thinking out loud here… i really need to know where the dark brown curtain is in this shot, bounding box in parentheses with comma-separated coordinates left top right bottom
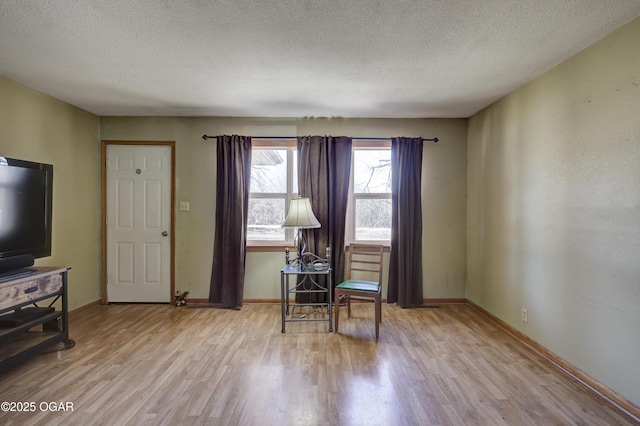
(209, 135, 252, 309)
(297, 135, 352, 302)
(388, 137, 424, 307)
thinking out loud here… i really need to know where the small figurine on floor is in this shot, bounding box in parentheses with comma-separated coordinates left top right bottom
(175, 290, 189, 306)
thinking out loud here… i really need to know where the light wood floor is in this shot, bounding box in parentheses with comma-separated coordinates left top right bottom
(0, 303, 636, 425)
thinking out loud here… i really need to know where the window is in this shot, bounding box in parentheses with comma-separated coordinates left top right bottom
(348, 143, 392, 243)
(248, 139, 392, 246)
(247, 140, 297, 243)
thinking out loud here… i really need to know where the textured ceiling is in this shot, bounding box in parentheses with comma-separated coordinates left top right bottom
(1, 1, 639, 118)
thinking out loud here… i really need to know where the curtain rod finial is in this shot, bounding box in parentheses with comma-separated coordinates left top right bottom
(202, 135, 209, 140)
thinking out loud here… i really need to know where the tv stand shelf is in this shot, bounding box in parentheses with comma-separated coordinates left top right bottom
(0, 267, 74, 373)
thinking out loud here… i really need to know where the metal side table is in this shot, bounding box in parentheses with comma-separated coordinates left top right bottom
(280, 247, 332, 333)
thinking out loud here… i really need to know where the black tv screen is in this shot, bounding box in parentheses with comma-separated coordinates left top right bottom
(0, 157, 53, 260)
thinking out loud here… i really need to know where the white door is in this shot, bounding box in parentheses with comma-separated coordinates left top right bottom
(106, 145, 172, 302)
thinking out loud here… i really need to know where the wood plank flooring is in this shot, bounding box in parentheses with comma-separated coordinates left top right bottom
(0, 303, 636, 425)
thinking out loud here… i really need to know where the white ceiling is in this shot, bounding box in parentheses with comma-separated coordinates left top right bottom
(1, 1, 639, 118)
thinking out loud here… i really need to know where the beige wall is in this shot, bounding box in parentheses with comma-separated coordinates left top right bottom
(100, 117, 468, 301)
(0, 76, 101, 309)
(467, 18, 640, 406)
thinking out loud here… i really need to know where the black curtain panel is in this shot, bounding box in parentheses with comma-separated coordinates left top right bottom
(297, 135, 352, 302)
(388, 137, 424, 307)
(209, 135, 252, 309)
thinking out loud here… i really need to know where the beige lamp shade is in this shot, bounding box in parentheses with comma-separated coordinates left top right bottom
(282, 198, 321, 229)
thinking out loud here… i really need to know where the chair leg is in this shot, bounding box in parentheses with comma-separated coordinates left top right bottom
(374, 296, 380, 339)
(334, 291, 340, 333)
(335, 290, 382, 339)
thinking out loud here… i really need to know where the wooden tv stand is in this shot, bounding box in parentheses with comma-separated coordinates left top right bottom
(0, 266, 75, 373)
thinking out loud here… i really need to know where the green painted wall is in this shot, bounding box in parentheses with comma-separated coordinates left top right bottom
(0, 76, 101, 309)
(467, 17, 640, 406)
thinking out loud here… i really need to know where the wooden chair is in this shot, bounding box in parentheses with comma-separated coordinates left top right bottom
(334, 244, 384, 339)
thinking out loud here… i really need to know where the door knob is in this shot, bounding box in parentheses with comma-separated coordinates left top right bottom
(161, 231, 168, 237)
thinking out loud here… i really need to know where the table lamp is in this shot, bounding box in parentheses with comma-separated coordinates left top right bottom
(281, 197, 321, 267)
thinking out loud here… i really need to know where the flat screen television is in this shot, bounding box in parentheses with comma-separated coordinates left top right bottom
(0, 157, 53, 273)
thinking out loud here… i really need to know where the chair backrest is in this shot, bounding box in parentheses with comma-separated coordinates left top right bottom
(346, 244, 384, 284)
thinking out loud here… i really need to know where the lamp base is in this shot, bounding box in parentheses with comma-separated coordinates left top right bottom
(293, 228, 307, 261)
(292, 229, 316, 270)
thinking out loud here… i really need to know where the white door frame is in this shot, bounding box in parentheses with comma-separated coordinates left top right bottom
(101, 140, 176, 304)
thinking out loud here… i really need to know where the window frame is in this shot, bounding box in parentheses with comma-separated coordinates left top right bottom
(247, 139, 297, 249)
(247, 138, 392, 251)
(346, 140, 392, 246)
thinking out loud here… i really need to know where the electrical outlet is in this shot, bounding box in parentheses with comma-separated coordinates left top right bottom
(522, 308, 528, 323)
(179, 201, 190, 212)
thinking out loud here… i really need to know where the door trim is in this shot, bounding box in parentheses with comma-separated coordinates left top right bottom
(101, 140, 176, 304)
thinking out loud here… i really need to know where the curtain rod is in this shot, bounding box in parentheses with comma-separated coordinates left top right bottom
(202, 135, 439, 143)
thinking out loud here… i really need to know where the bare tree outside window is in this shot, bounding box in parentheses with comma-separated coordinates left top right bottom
(250, 149, 286, 193)
(247, 147, 296, 241)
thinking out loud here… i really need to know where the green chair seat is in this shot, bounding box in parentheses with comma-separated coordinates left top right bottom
(336, 279, 380, 293)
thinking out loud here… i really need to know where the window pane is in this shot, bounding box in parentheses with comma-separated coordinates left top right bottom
(250, 149, 286, 193)
(355, 198, 391, 240)
(353, 150, 391, 194)
(247, 198, 285, 240)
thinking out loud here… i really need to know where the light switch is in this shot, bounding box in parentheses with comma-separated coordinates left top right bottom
(179, 201, 190, 212)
